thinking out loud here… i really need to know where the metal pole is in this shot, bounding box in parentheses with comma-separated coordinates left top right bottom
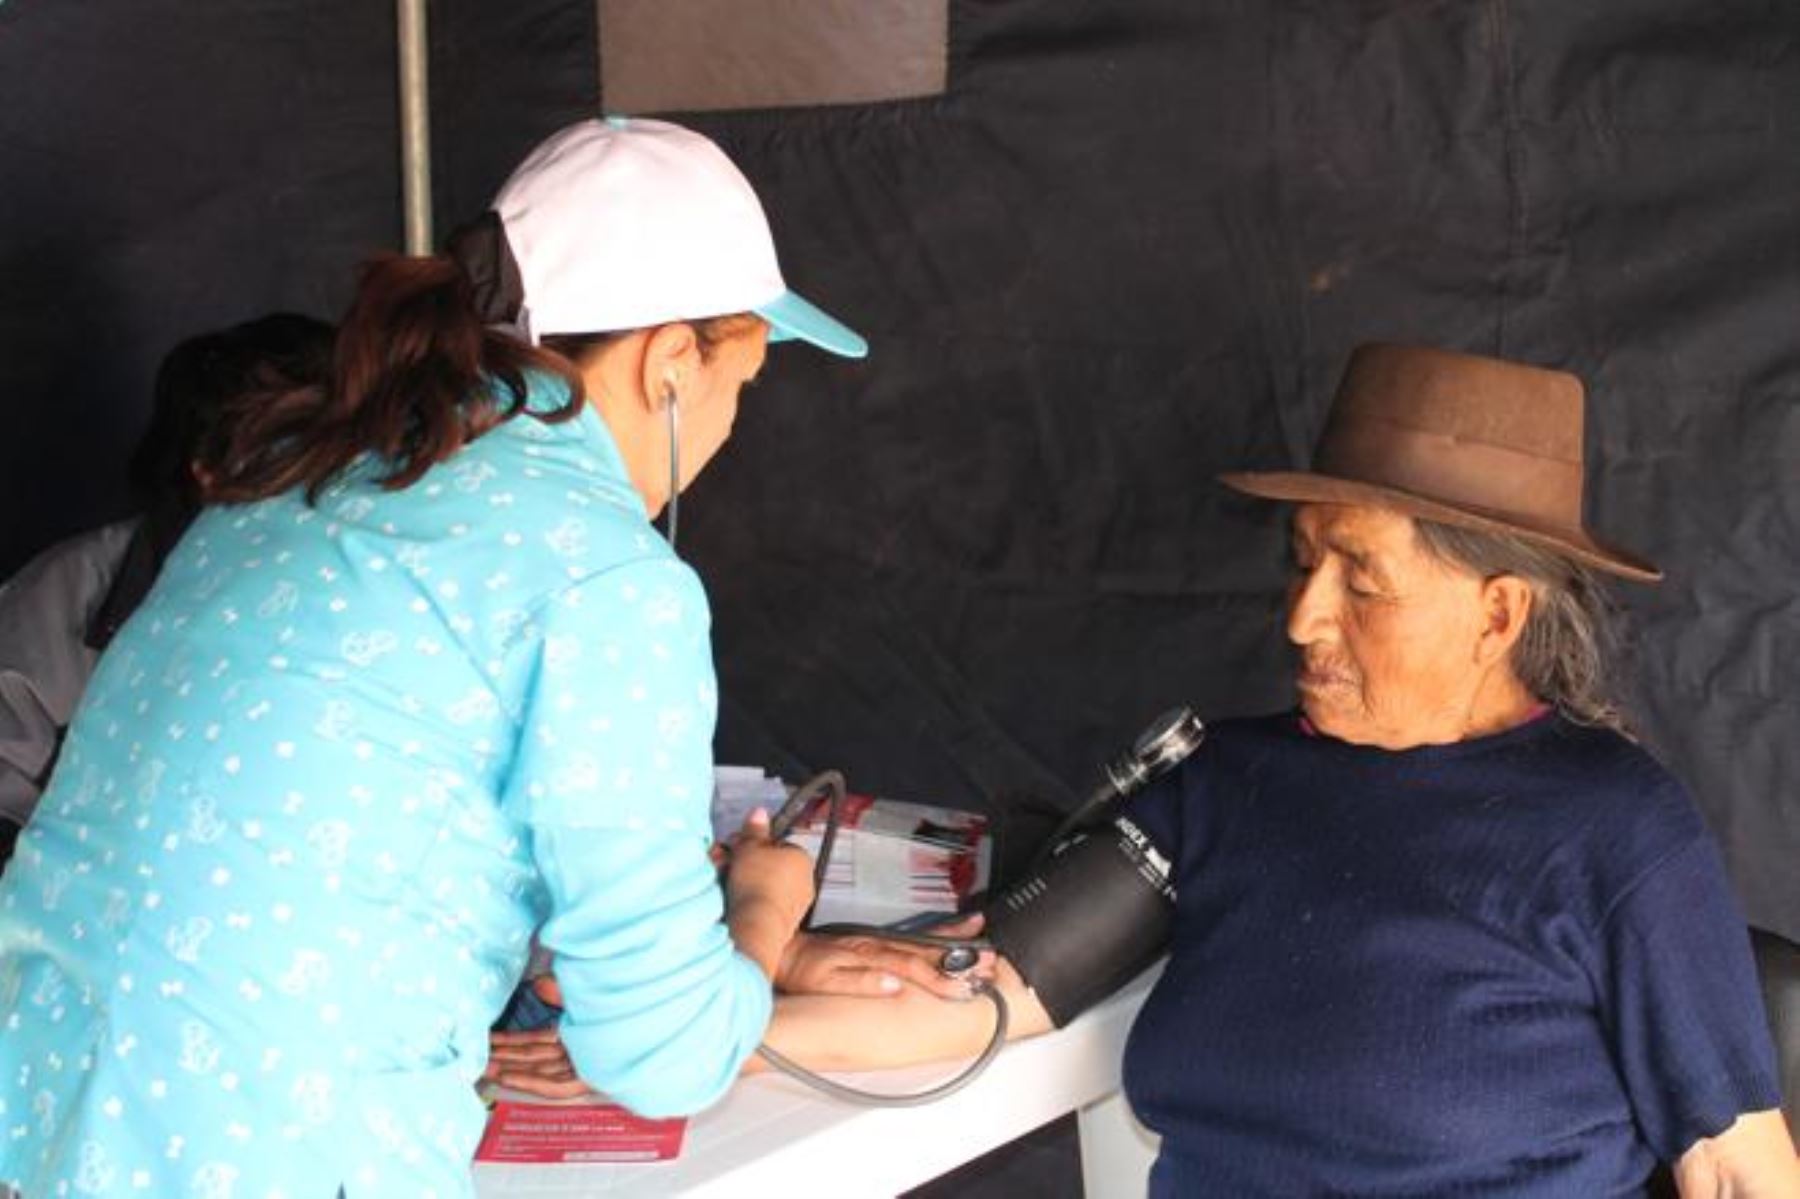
(397, 0, 433, 255)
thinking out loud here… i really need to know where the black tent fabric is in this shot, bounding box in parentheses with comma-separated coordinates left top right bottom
(2, 0, 1796, 950)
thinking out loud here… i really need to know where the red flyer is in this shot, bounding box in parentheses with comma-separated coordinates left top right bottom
(475, 1100, 687, 1164)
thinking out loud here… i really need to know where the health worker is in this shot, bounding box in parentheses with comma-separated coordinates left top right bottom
(0, 116, 861, 1198)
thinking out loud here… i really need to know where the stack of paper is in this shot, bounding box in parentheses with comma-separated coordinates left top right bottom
(711, 767, 990, 928)
(710, 765, 790, 839)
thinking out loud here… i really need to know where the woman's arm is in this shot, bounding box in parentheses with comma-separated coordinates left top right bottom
(1673, 1109, 1800, 1198)
(500, 561, 795, 1117)
(487, 956, 1056, 1097)
(751, 956, 1054, 1074)
(530, 824, 777, 1115)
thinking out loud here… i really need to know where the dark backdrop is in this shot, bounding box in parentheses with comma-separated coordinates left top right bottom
(2, 0, 1795, 942)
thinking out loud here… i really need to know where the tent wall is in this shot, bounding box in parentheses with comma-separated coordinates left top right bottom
(0, 1, 398, 556)
(1, 0, 1796, 941)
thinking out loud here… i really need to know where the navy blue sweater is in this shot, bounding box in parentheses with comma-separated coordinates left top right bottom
(1122, 713, 1779, 1197)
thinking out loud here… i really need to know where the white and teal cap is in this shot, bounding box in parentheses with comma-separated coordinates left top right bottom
(493, 116, 867, 357)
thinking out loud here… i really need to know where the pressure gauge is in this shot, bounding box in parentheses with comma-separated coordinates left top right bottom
(1103, 706, 1206, 797)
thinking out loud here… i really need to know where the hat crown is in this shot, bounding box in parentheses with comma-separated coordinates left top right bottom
(1310, 343, 1588, 533)
(1326, 343, 1585, 468)
(1219, 342, 1661, 581)
(493, 117, 787, 339)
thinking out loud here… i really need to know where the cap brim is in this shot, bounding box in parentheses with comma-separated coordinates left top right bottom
(1219, 470, 1664, 583)
(756, 291, 868, 359)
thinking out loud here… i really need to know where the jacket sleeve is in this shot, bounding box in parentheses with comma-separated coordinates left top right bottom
(530, 823, 771, 1116)
(499, 556, 770, 1115)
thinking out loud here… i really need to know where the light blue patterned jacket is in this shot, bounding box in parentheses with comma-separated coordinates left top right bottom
(0, 378, 770, 1198)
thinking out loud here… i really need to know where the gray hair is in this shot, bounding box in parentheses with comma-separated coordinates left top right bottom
(1410, 518, 1631, 736)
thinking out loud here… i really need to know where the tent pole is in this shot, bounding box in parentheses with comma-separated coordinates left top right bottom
(397, 0, 433, 255)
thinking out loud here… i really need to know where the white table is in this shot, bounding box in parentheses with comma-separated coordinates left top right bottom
(474, 965, 1164, 1198)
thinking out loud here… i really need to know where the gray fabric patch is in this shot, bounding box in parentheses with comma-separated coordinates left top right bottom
(598, 0, 948, 114)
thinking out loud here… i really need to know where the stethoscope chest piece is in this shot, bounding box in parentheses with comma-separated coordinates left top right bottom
(938, 945, 981, 977)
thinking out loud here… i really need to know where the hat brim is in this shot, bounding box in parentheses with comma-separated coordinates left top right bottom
(757, 291, 868, 359)
(1218, 470, 1663, 583)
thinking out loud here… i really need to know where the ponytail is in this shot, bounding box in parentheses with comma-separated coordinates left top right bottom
(206, 252, 583, 503)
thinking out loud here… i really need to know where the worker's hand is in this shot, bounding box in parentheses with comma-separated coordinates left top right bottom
(722, 808, 815, 935)
(775, 915, 993, 1001)
(483, 1027, 591, 1101)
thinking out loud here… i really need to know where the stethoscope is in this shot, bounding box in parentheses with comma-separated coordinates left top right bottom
(661, 389, 996, 1097)
(754, 770, 1007, 1105)
(662, 388, 681, 549)
(659, 370, 1206, 1103)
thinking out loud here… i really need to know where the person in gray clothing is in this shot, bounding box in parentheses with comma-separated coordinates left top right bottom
(0, 312, 333, 858)
(0, 519, 141, 836)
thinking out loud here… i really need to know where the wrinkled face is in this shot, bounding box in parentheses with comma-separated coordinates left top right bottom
(673, 321, 769, 493)
(1286, 504, 1492, 749)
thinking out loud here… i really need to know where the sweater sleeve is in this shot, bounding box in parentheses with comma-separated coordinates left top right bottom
(499, 556, 771, 1116)
(1597, 834, 1782, 1160)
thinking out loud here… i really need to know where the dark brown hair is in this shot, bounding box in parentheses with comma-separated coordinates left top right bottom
(205, 259, 766, 504)
(137, 311, 336, 507)
(539, 311, 765, 378)
(85, 312, 339, 653)
(204, 255, 584, 503)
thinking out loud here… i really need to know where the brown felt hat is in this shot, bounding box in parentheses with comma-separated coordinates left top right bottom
(1220, 343, 1661, 582)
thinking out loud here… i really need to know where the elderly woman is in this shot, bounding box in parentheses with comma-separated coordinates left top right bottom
(758, 345, 1798, 1196)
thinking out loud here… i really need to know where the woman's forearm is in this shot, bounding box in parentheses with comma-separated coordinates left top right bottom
(727, 895, 795, 982)
(752, 958, 1053, 1074)
(722, 809, 816, 982)
(1673, 1109, 1800, 1197)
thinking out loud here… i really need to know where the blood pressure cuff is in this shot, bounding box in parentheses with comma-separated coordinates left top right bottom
(983, 814, 1176, 1027)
